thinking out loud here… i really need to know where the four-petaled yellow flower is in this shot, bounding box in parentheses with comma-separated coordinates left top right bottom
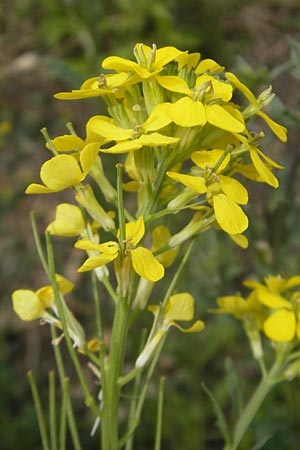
(87, 104, 177, 154)
(136, 292, 205, 368)
(167, 149, 249, 235)
(245, 275, 300, 342)
(75, 216, 165, 282)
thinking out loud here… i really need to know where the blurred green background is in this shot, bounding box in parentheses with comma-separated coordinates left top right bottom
(1, 0, 300, 449)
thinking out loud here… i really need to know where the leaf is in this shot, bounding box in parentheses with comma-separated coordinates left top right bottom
(202, 382, 231, 445)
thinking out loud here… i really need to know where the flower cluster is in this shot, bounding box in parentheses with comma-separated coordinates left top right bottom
(215, 275, 300, 344)
(12, 42, 286, 360)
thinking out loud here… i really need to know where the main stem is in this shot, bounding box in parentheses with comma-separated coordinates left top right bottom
(101, 296, 130, 450)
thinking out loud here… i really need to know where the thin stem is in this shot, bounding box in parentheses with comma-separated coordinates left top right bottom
(101, 276, 119, 304)
(59, 377, 69, 450)
(50, 326, 82, 450)
(154, 376, 165, 450)
(28, 371, 50, 450)
(46, 233, 101, 419)
(116, 163, 126, 242)
(92, 267, 104, 341)
(123, 329, 147, 450)
(49, 371, 58, 450)
(30, 211, 49, 277)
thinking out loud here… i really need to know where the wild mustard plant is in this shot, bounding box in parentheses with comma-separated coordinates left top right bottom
(12, 43, 287, 450)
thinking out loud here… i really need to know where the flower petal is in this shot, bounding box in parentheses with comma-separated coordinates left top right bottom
(12, 290, 45, 321)
(40, 154, 83, 191)
(249, 147, 279, 188)
(213, 193, 248, 234)
(263, 310, 295, 342)
(165, 292, 195, 322)
(47, 203, 86, 237)
(219, 175, 248, 204)
(167, 171, 207, 194)
(131, 247, 165, 282)
(125, 216, 145, 246)
(167, 97, 206, 127)
(205, 104, 245, 132)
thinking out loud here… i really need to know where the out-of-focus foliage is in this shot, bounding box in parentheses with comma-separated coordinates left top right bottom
(1, 0, 300, 449)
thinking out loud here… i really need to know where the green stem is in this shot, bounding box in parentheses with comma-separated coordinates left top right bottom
(30, 211, 49, 277)
(28, 371, 50, 450)
(46, 233, 101, 419)
(101, 296, 130, 450)
(116, 163, 126, 242)
(224, 361, 282, 450)
(51, 327, 83, 450)
(154, 376, 165, 450)
(59, 378, 69, 450)
(49, 371, 58, 450)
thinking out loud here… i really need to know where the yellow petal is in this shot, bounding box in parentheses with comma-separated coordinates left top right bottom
(88, 117, 133, 141)
(195, 58, 224, 75)
(137, 132, 179, 147)
(229, 233, 249, 249)
(225, 72, 258, 105)
(125, 216, 145, 246)
(205, 104, 245, 132)
(167, 171, 207, 194)
(256, 287, 291, 309)
(196, 75, 232, 102)
(80, 142, 100, 173)
(151, 225, 178, 268)
(219, 176, 248, 204)
(256, 111, 287, 142)
(171, 320, 205, 333)
(41, 154, 83, 191)
(213, 193, 248, 234)
(191, 149, 230, 172)
(47, 203, 86, 237)
(12, 289, 45, 321)
(285, 276, 300, 290)
(249, 148, 279, 188)
(25, 183, 54, 194)
(156, 75, 191, 95)
(167, 97, 206, 127)
(154, 46, 183, 69)
(165, 292, 195, 322)
(78, 254, 118, 272)
(131, 247, 165, 282)
(142, 103, 173, 131)
(102, 141, 142, 154)
(264, 310, 295, 342)
(216, 295, 249, 318)
(49, 135, 85, 151)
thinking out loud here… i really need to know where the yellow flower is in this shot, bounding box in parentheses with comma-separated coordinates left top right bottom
(47, 203, 100, 237)
(75, 216, 165, 282)
(167, 149, 249, 235)
(233, 132, 283, 188)
(54, 72, 130, 100)
(87, 104, 177, 154)
(151, 225, 179, 268)
(247, 275, 300, 342)
(12, 275, 74, 321)
(102, 43, 183, 80)
(157, 73, 245, 132)
(225, 72, 287, 142)
(135, 292, 204, 368)
(25, 143, 99, 194)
